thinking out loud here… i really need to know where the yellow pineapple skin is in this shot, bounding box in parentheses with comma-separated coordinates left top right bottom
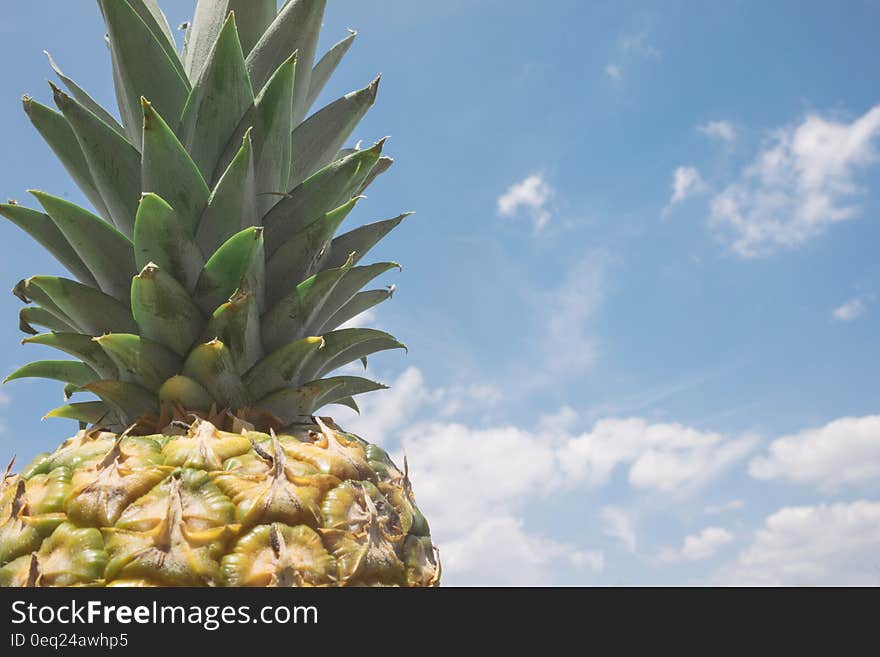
(0, 417, 439, 587)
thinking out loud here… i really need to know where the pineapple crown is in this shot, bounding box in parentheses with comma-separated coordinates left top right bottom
(0, 0, 408, 433)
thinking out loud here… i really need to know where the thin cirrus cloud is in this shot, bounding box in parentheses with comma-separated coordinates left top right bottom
(832, 297, 866, 321)
(606, 31, 660, 82)
(709, 104, 880, 257)
(497, 173, 554, 230)
(542, 256, 606, 377)
(601, 507, 638, 554)
(697, 120, 736, 143)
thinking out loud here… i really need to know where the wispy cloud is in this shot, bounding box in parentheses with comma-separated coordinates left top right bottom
(497, 173, 554, 230)
(697, 120, 736, 143)
(543, 256, 606, 376)
(605, 30, 659, 83)
(619, 32, 661, 58)
(670, 166, 708, 205)
(709, 105, 880, 257)
(601, 507, 638, 554)
(704, 499, 745, 515)
(832, 297, 867, 321)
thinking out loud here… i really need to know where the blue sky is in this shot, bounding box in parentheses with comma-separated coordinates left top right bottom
(1, 0, 880, 585)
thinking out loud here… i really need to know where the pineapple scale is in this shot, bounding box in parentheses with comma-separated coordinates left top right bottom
(0, 417, 438, 587)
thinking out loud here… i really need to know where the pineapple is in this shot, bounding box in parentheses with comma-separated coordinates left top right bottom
(0, 0, 439, 587)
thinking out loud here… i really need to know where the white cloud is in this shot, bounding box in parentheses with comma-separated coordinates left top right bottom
(605, 64, 622, 82)
(441, 515, 603, 586)
(0, 392, 9, 406)
(718, 500, 880, 585)
(749, 415, 880, 490)
(497, 174, 554, 230)
(832, 297, 866, 321)
(681, 527, 734, 560)
(559, 417, 757, 493)
(668, 165, 707, 206)
(709, 105, 880, 257)
(539, 406, 580, 434)
(601, 507, 637, 554)
(697, 120, 736, 143)
(337, 368, 756, 584)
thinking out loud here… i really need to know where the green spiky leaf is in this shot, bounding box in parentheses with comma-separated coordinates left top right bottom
(201, 287, 261, 373)
(299, 328, 405, 381)
(194, 226, 264, 314)
(16, 276, 137, 335)
(158, 374, 213, 411)
(22, 95, 112, 218)
(131, 263, 203, 356)
(309, 262, 399, 334)
(323, 212, 411, 270)
(311, 375, 387, 410)
(322, 288, 394, 334)
(44, 401, 114, 425)
(44, 51, 126, 138)
(265, 197, 359, 305)
(227, 0, 276, 56)
(261, 253, 355, 352)
(99, 0, 189, 145)
(196, 130, 257, 256)
(127, 0, 179, 67)
(51, 84, 141, 238)
(246, 0, 324, 122)
(141, 99, 211, 236)
(133, 193, 204, 291)
(356, 156, 393, 196)
(80, 379, 158, 419)
(251, 53, 296, 216)
(289, 77, 379, 187)
(180, 13, 254, 180)
(5, 361, 98, 387)
(183, 339, 248, 408)
(0, 203, 97, 287)
(306, 29, 356, 113)
(254, 378, 344, 424)
(23, 333, 118, 379)
(93, 333, 182, 392)
(263, 139, 385, 249)
(242, 335, 323, 399)
(30, 191, 135, 304)
(19, 307, 75, 335)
